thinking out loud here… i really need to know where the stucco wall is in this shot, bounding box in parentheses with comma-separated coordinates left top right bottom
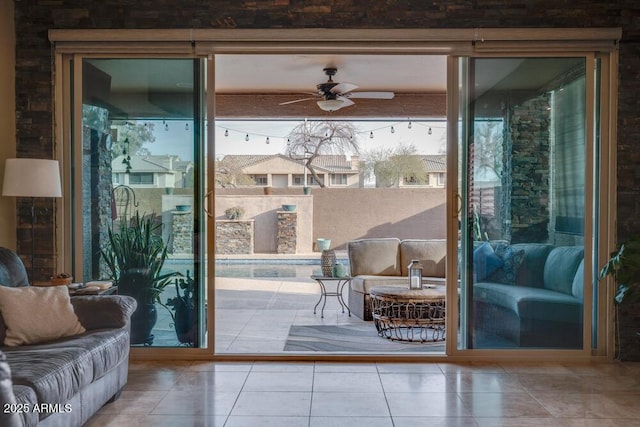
(0, 0, 15, 249)
(216, 187, 446, 251)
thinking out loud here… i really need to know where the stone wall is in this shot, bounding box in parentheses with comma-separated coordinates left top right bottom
(171, 210, 193, 254)
(508, 95, 551, 244)
(215, 220, 254, 255)
(276, 211, 297, 254)
(9, 1, 640, 278)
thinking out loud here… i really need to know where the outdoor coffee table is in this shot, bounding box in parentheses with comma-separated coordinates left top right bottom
(310, 275, 351, 318)
(369, 285, 446, 342)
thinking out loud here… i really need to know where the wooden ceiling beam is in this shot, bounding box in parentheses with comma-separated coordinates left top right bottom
(214, 92, 446, 119)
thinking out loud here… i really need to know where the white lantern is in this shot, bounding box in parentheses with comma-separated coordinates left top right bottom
(408, 259, 423, 290)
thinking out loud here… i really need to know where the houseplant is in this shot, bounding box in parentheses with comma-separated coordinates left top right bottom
(599, 238, 640, 360)
(101, 211, 176, 345)
(165, 270, 196, 345)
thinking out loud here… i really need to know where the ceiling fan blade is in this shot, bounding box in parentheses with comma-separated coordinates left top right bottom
(346, 91, 395, 99)
(336, 96, 355, 108)
(279, 97, 316, 106)
(331, 82, 359, 95)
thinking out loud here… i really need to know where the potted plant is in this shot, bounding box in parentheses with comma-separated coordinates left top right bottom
(101, 211, 176, 345)
(165, 270, 196, 345)
(225, 206, 244, 220)
(599, 238, 640, 360)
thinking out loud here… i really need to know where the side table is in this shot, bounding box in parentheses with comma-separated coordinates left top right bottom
(310, 275, 351, 318)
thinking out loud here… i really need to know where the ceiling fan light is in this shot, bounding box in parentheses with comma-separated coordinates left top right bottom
(317, 99, 344, 112)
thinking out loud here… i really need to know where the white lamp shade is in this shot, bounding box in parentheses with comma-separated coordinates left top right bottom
(317, 99, 345, 112)
(2, 158, 62, 198)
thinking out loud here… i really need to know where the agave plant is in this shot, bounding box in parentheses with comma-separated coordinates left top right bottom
(101, 211, 175, 304)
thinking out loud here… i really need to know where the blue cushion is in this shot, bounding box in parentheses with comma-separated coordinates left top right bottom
(486, 243, 525, 285)
(473, 242, 503, 281)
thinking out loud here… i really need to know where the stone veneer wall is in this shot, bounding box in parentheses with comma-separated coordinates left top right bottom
(171, 210, 193, 254)
(507, 95, 551, 244)
(10, 1, 640, 278)
(276, 211, 297, 254)
(215, 220, 254, 255)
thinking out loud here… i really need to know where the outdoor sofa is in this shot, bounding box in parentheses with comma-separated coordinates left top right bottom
(0, 247, 136, 427)
(472, 242, 584, 348)
(347, 238, 446, 320)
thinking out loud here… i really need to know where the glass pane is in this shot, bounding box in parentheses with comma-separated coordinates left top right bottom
(465, 58, 587, 349)
(77, 58, 205, 348)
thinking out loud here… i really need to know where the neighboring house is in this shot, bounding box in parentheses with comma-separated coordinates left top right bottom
(399, 154, 447, 188)
(112, 154, 193, 188)
(221, 154, 361, 188)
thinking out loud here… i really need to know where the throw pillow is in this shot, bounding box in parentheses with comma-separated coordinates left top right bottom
(0, 285, 85, 346)
(473, 242, 503, 281)
(486, 243, 525, 285)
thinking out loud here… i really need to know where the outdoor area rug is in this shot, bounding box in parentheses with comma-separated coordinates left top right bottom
(284, 324, 445, 353)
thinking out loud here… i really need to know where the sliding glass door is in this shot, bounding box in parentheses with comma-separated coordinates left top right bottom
(456, 56, 597, 351)
(72, 58, 207, 348)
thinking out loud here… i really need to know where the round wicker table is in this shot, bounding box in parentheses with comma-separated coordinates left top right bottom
(369, 286, 446, 342)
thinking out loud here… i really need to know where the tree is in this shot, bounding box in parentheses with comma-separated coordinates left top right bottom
(112, 121, 156, 160)
(285, 120, 359, 188)
(215, 157, 254, 188)
(361, 143, 426, 187)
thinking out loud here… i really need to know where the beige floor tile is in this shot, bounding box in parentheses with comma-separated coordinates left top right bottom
(458, 392, 552, 418)
(380, 372, 448, 393)
(310, 416, 394, 427)
(97, 390, 168, 415)
(84, 414, 148, 427)
(386, 392, 469, 417)
(225, 416, 309, 427)
(377, 362, 444, 374)
(125, 370, 185, 391)
(188, 361, 253, 372)
(314, 362, 379, 373)
(150, 390, 240, 416)
(243, 371, 314, 392)
(251, 362, 315, 373)
(313, 372, 384, 392)
(438, 363, 506, 374)
(231, 391, 312, 416)
(443, 372, 528, 393)
(393, 417, 479, 427)
(476, 418, 640, 427)
(138, 415, 227, 427)
(172, 371, 249, 392)
(311, 391, 390, 417)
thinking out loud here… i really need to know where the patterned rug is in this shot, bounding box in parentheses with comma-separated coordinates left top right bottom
(283, 324, 445, 353)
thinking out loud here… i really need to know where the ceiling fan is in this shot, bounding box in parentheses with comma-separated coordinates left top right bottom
(279, 67, 395, 112)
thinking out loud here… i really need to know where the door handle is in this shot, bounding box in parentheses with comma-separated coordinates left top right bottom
(203, 190, 213, 217)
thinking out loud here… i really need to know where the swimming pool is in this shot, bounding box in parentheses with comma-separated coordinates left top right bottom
(164, 258, 350, 278)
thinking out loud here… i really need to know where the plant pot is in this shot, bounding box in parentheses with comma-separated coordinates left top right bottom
(615, 303, 640, 361)
(317, 238, 331, 251)
(263, 186, 272, 195)
(175, 205, 191, 212)
(303, 186, 311, 195)
(281, 204, 296, 211)
(173, 300, 195, 345)
(130, 301, 157, 346)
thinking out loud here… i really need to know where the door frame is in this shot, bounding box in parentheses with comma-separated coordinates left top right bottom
(51, 28, 621, 361)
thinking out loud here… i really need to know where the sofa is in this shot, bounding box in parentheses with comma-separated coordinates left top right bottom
(472, 242, 584, 348)
(0, 247, 136, 427)
(347, 238, 446, 320)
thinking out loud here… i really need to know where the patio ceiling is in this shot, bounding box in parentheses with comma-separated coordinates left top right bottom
(86, 54, 580, 120)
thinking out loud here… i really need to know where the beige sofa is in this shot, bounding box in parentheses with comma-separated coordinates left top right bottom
(347, 238, 446, 320)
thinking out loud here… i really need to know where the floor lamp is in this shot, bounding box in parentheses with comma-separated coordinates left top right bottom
(2, 158, 62, 283)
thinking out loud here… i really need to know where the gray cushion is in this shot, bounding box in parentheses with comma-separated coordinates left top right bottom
(348, 238, 401, 276)
(0, 247, 29, 288)
(3, 328, 130, 415)
(474, 282, 583, 324)
(511, 243, 554, 288)
(399, 239, 446, 277)
(543, 246, 584, 295)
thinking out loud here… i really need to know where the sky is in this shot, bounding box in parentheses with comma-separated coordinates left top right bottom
(145, 119, 447, 161)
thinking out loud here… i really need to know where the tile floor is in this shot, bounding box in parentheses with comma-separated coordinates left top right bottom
(85, 360, 640, 426)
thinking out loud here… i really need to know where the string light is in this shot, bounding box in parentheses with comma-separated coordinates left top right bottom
(165, 123, 169, 131)
(185, 123, 189, 131)
(215, 120, 445, 146)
